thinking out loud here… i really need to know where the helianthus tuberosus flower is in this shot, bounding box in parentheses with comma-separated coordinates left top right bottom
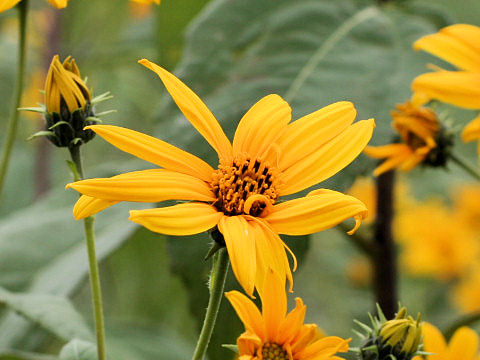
(130, 0, 160, 4)
(412, 24, 480, 152)
(0, 0, 67, 12)
(226, 270, 350, 360)
(66, 59, 374, 296)
(396, 198, 479, 281)
(364, 100, 450, 176)
(412, 322, 479, 360)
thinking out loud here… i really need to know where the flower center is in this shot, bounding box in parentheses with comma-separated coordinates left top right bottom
(261, 342, 289, 360)
(211, 154, 279, 217)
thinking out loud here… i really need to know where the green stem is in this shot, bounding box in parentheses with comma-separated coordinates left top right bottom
(68, 145, 106, 360)
(450, 152, 480, 181)
(444, 311, 480, 340)
(0, 0, 29, 199)
(191, 248, 229, 360)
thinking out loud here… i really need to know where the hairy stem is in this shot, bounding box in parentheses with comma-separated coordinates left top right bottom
(191, 248, 229, 360)
(68, 145, 106, 360)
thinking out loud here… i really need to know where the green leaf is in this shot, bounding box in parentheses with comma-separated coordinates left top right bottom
(26, 131, 56, 141)
(0, 287, 92, 342)
(58, 340, 96, 360)
(0, 349, 57, 360)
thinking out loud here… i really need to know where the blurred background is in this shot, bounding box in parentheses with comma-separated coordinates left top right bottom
(0, 0, 479, 359)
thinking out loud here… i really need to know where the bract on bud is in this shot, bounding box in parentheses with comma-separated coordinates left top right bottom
(354, 305, 424, 360)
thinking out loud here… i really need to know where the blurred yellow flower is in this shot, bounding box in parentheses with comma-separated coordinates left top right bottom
(453, 265, 480, 313)
(453, 183, 480, 228)
(364, 101, 439, 176)
(66, 59, 374, 296)
(226, 270, 350, 360)
(412, 24, 480, 152)
(413, 322, 479, 360)
(45, 55, 91, 115)
(0, 0, 67, 12)
(347, 177, 376, 224)
(396, 198, 479, 281)
(130, 0, 160, 4)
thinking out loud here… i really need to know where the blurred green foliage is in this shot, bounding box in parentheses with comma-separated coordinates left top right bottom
(0, 0, 479, 359)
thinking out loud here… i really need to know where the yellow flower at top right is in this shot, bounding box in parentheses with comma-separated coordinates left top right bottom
(412, 24, 480, 152)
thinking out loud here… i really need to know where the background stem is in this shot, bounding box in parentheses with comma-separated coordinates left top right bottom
(68, 145, 106, 360)
(191, 248, 229, 360)
(450, 152, 480, 181)
(373, 169, 397, 319)
(0, 0, 29, 199)
(444, 311, 480, 340)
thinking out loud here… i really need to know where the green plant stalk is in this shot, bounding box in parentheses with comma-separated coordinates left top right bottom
(450, 152, 480, 181)
(0, 0, 29, 199)
(191, 248, 229, 360)
(68, 145, 106, 360)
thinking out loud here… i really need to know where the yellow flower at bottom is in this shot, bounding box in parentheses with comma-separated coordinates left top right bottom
(412, 24, 480, 153)
(412, 322, 479, 360)
(226, 270, 350, 360)
(0, 0, 68, 12)
(66, 59, 374, 296)
(130, 0, 160, 4)
(364, 101, 439, 176)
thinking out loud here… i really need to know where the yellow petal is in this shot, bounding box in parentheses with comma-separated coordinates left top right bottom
(462, 113, 480, 142)
(139, 59, 233, 163)
(232, 94, 291, 161)
(0, 0, 21, 12)
(280, 119, 375, 195)
(364, 143, 411, 159)
(414, 25, 480, 72)
(237, 331, 262, 356)
(218, 216, 256, 297)
(297, 337, 349, 360)
(421, 322, 447, 354)
(66, 169, 215, 202)
(249, 218, 293, 294)
(73, 196, 118, 220)
(265, 190, 367, 236)
(277, 298, 306, 345)
(291, 324, 318, 354)
(447, 326, 479, 359)
(277, 101, 356, 170)
(47, 0, 68, 8)
(399, 150, 428, 172)
(129, 202, 222, 235)
(412, 71, 480, 110)
(85, 125, 214, 182)
(225, 291, 265, 340)
(259, 269, 287, 343)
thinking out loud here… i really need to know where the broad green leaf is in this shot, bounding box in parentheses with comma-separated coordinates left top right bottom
(58, 340, 96, 360)
(0, 349, 56, 360)
(0, 287, 92, 342)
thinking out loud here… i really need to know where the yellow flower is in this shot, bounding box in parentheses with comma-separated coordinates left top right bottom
(225, 270, 350, 360)
(45, 55, 91, 115)
(364, 101, 439, 176)
(66, 59, 374, 296)
(412, 24, 480, 152)
(0, 0, 67, 12)
(453, 183, 480, 228)
(396, 198, 479, 281)
(413, 322, 479, 360)
(129, 0, 160, 4)
(453, 265, 480, 313)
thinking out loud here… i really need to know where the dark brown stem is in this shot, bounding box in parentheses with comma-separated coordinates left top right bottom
(33, 9, 61, 199)
(373, 169, 397, 319)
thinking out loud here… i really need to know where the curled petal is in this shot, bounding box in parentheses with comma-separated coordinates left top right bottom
(225, 292, 265, 340)
(264, 190, 367, 236)
(73, 196, 118, 220)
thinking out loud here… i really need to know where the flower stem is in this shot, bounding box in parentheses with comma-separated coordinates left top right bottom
(68, 145, 106, 360)
(0, 0, 29, 199)
(373, 169, 397, 319)
(450, 152, 480, 181)
(444, 311, 480, 340)
(191, 248, 229, 360)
